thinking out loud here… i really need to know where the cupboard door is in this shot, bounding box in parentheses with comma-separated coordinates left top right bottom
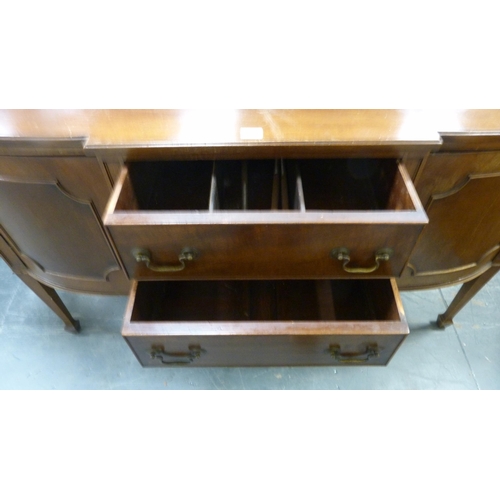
(0, 156, 129, 294)
(400, 151, 500, 288)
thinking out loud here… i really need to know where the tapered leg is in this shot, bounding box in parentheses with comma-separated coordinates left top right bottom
(436, 266, 500, 329)
(16, 273, 81, 332)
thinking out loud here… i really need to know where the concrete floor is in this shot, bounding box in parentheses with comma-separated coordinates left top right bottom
(1, 258, 499, 389)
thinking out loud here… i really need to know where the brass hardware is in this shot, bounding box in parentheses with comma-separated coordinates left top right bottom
(150, 345, 206, 365)
(326, 344, 379, 363)
(133, 248, 197, 273)
(331, 247, 393, 274)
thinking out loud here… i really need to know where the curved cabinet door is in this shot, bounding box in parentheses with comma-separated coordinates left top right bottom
(399, 151, 500, 289)
(0, 155, 129, 294)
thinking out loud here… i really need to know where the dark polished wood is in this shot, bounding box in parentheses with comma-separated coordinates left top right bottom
(437, 265, 500, 329)
(124, 279, 407, 367)
(0, 152, 130, 294)
(105, 160, 427, 280)
(1, 110, 500, 359)
(2, 109, 500, 146)
(1, 235, 80, 332)
(398, 150, 500, 290)
(16, 274, 81, 332)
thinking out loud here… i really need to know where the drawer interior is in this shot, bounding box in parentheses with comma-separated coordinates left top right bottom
(119, 161, 214, 211)
(287, 158, 412, 210)
(116, 158, 417, 213)
(130, 279, 401, 323)
(211, 160, 278, 210)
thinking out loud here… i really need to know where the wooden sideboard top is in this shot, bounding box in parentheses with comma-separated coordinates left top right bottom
(1, 110, 500, 149)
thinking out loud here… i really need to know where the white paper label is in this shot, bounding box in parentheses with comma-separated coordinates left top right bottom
(239, 127, 264, 140)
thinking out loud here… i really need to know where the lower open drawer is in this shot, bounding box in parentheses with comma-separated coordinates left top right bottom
(123, 279, 409, 367)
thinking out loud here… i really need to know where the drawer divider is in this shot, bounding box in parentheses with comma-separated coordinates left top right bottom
(280, 159, 289, 210)
(242, 160, 248, 210)
(271, 159, 280, 210)
(315, 280, 337, 320)
(294, 165, 306, 212)
(208, 161, 219, 211)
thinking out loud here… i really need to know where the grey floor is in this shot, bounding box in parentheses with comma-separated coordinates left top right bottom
(1, 258, 499, 389)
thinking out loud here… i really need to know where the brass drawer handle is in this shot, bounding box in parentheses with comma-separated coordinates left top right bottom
(331, 247, 393, 274)
(326, 344, 379, 363)
(150, 345, 206, 365)
(133, 248, 197, 273)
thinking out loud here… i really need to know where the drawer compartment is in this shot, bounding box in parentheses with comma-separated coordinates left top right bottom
(123, 279, 408, 367)
(104, 158, 427, 280)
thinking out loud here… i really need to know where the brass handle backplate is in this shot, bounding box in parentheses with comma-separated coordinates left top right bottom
(133, 248, 197, 273)
(150, 345, 206, 365)
(331, 247, 393, 274)
(326, 344, 379, 363)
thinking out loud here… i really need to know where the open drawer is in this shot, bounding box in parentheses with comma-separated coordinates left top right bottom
(104, 158, 428, 280)
(123, 278, 408, 367)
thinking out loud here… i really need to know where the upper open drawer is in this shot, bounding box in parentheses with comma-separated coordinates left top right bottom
(104, 158, 428, 280)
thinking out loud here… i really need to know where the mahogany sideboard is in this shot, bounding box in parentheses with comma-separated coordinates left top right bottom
(1, 110, 499, 367)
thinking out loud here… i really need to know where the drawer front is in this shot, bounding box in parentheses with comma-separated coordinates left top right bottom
(126, 334, 407, 367)
(109, 223, 423, 280)
(123, 279, 409, 367)
(105, 159, 427, 280)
